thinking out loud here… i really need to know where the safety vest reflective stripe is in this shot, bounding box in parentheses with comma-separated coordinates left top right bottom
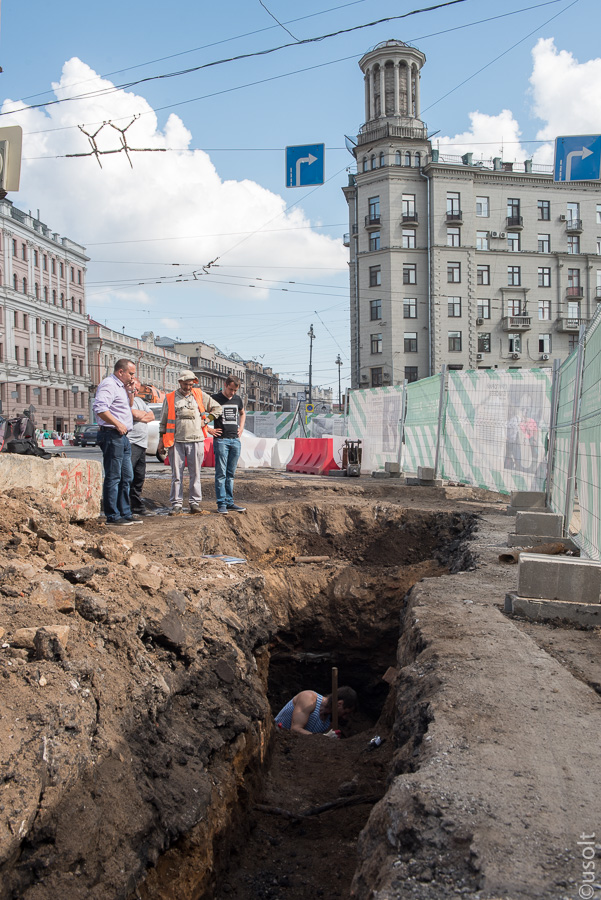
(162, 389, 207, 448)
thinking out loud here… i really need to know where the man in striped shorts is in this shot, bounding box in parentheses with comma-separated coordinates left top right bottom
(275, 687, 357, 735)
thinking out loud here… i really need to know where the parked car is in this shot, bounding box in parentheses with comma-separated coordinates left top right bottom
(73, 423, 91, 446)
(79, 425, 101, 447)
(146, 403, 163, 455)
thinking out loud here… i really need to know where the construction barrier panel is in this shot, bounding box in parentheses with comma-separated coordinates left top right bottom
(442, 369, 552, 494)
(347, 385, 403, 471)
(403, 375, 441, 474)
(286, 438, 341, 475)
(245, 411, 304, 439)
(307, 414, 347, 438)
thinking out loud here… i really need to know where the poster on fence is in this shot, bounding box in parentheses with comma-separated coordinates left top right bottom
(442, 370, 552, 494)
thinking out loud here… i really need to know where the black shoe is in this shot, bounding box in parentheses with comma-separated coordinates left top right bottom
(117, 517, 143, 526)
(217, 506, 228, 515)
(227, 504, 246, 512)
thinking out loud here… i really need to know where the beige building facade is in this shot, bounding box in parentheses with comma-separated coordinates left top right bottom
(0, 200, 90, 430)
(344, 40, 601, 388)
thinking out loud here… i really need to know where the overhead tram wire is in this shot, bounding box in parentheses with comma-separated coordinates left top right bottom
(0, 0, 473, 118)
(18, 1, 569, 137)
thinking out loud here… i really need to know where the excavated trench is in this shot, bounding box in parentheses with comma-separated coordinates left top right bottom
(134, 504, 478, 900)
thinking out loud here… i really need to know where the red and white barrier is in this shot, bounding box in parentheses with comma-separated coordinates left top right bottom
(286, 438, 341, 475)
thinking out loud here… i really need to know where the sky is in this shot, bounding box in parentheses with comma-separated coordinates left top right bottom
(2, 0, 601, 396)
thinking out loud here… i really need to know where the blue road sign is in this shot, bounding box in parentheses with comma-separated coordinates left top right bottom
(554, 134, 601, 182)
(286, 144, 325, 188)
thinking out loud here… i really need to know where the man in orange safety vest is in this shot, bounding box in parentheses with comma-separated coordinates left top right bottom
(158, 370, 222, 515)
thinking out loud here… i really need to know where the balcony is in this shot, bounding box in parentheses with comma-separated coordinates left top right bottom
(557, 316, 588, 334)
(557, 317, 586, 333)
(595, 286, 601, 300)
(401, 212, 418, 227)
(506, 215, 524, 230)
(502, 315, 531, 331)
(566, 285, 584, 300)
(343, 233, 350, 247)
(446, 210, 463, 225)
(566, 218, 583, 233)
(365, 215, 380, 230)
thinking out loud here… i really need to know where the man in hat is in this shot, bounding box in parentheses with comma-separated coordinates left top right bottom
(158, 371, 222, 515)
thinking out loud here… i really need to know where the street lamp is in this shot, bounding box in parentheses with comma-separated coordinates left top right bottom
(307, 324, 315, 405)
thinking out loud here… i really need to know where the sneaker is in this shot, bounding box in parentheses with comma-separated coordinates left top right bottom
(217, 506, 228, 515)
(132, 508, 154, 517)
(112, 518, 134, 527)
(189, 505, 203, 515)
(227, 504, 246, 512)
(169, 507, 183, 516)
(121, 517, 143, 526)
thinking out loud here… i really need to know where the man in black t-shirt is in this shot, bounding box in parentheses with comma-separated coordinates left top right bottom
(210, 375, 246, 514)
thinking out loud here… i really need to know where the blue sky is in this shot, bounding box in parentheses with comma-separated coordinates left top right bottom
(2, 0, 600, 393)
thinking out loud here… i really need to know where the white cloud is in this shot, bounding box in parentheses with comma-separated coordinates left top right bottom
(529, 38, 601, 164)
(435, 109, 527, 163)
(160, 318, 180, 331)
(2, 58, 347, 311)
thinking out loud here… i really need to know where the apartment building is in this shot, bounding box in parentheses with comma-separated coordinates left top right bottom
(343, 40, 601, 387)
(0, 200, 90, 430)
(88, 325, 189, 403)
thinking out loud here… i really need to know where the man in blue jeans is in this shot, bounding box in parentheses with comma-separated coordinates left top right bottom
(93, 358, 142, 527)
(210, 375, 246, 514)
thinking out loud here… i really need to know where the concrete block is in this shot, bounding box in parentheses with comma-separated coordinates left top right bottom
(506, 533, 577, 550)
(385, 462, 400, 475)
(371, 471, 390, 479)
(515, 511, 563, 538)
(505, 592, 601, 627)
(518, 553, 601, 604)
(418, 466, 435, 481)
(509, 491, 547, 510)
(0, 455, 101, 521)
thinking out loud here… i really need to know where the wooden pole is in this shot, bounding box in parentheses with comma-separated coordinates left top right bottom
(331, 667, 339, 731)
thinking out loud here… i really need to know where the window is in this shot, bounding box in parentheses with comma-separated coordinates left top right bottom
(53, 354, 58, 369)
(51, 259, 56, 275)
(402, 194, 416, 219)
(568, 300, 580, 320)
(478, 333, 491, 353)
(371, 367, 382, 387)
(508, 266, 521, 286)
(538, 300, 551, 320)
(405, 366, 418, 383)
(61, 326, 65, 340)
(21, 243, 27, 260)
(52, 289, 56, 304)
(538, 200, 550, 220)
(538, 234, 550, 253)
(362, 157, 368, 172)
(538, 267, 551, 287)
(12, 239, 16, 256)
(35, 282, 39, 299)
(447, 262, 461, 283)
(476, 196, 489, 217)
(370, 297, 382, 323)
(477, 298, 490, 319)
(79, 359, 84, 376)
(53, 323, 57, 338)
(447, 192, 460, 215)
(403, 263, 417, 284)
(508, 334, 521, 353)
(370, 333, 382, 354)
(403, 298, 417, 318)
(43, 255, 47, 271)
(404, 332, 417, 352)
(60, 262, 64, 278)
(34, 249, 39, 266)
(22, 278, 27, 294)
(44, 286, 48, 301)
(395, 151, 401, 166)
(414, 152, 421, 167)
(448, 331, 462, 352)
(13, 274, 17, 291)
(477, 265, 490, 285)
(370, 155, 376, 170)
(448, 296, 462, 317)
(23, 314, 28, 329)
(45, 353, 50, 368)
(597, 204, 601, 225)
(567, 202, 579, 223)
(369, 231, 380, 251)
(507, 198, 520, 218)
(568, 268, 581, 289)
(568, 234, 580, 254)
(78, 270, 82, 284)
(404, 151, 411, 166)
(368, 196, 380, 223)
(379, 152, 385, 168)
(23, 348, 28, 366)
(597, 238, 601, 255)
(14, 346, 19, 364)
(476, 232, 489, 251)
(36, 350, 41, 366)
(507, 232, 520, 251)
(402, 229, 416, 249)
(539, 334, 551, 354)
(447, 227, 460, 247)
(369, 266, 382, 287)
(507, 298, 522, 316)
(61, 356, 66, 371)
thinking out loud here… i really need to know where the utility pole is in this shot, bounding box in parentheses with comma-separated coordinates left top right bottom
(308, 324, 315, 404)
(335, 354, 342, 411)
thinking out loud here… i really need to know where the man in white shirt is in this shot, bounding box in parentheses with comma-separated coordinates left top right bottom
(129, 379, 155, 516)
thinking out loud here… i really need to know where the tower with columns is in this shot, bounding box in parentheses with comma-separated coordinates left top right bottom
(343, 39, 601, 389)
